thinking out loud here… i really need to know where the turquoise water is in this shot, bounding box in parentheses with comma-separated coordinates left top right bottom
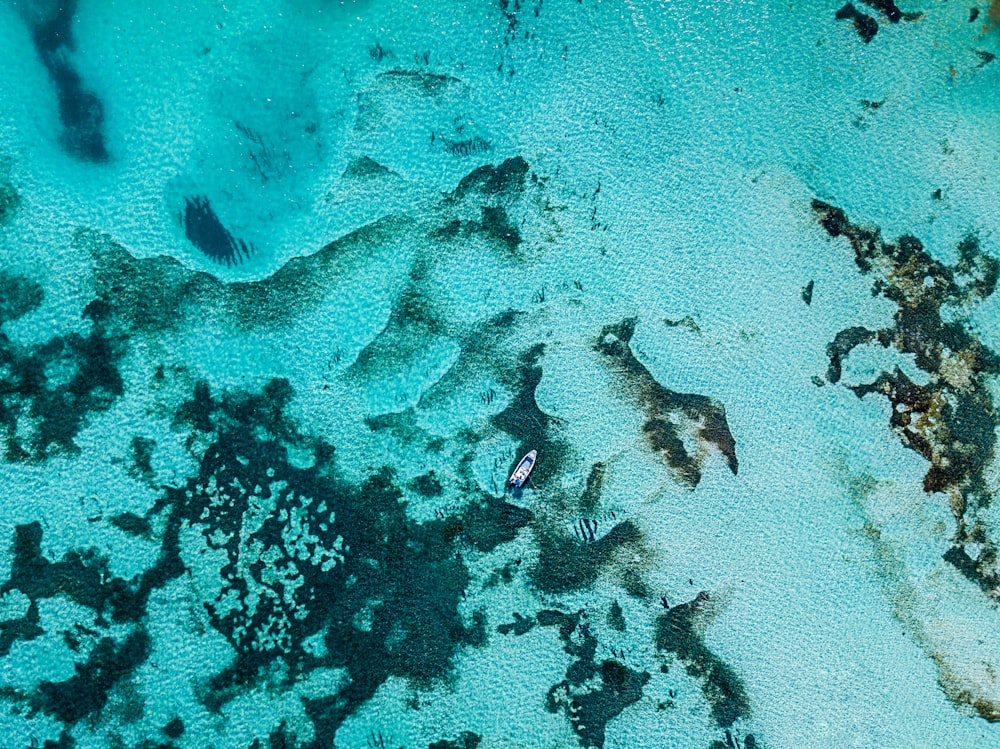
(1, 1, 999, 747)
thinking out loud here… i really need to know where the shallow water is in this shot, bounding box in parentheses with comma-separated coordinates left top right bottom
(1, 1, 999, 748)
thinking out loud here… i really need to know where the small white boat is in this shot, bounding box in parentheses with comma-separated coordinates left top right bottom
(507, 449, 537, 489)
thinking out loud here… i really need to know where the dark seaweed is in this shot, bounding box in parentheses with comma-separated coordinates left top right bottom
(154, 380, 498, 746)
(497, 612, 537, 636)
(975, 50, 996, 68)
(85, 215, 424, 334)
(343, 156, 394, 179)
(0, 271, 43, 326)
(41, 732, 76, 749)
(835, 3, 879, 42)
(860, 0, 901, 21)
(162, 718, 185, 739)
(860, 0, 922, 21)
(664, 315, 702, 334)
(0, 602, 43, 657)
(394, 267, 446, 331)
(368, 43, 392, 62)
(532, 520, 646, 595)
(2, 523, 130, 621)
(0, 370, 536, 744)
(436, 156, 532, 254)
(0, 303, 125, 461)
(27, 0, 109, 162)
(0, 174, 20, 226)
(500, 608, 648, 747)
(607, 600, 626, 632)
(580, 462, 606, 515)
(480, 205, 521, 250)
(130, 435, 156, 480)
(801, 280, 814, 306)
(110, 512, 153, 537)
(47, 60, 109, 162)
(451, 156, 529, 200)
(492, 343, 567, 483)
(434, 219, 463, 241)
(537, 609, 650, 748)
(381, 70, 461, 95)
(411, 471, 444, 496)
(81, 156, 528, 336)
(594, 318, 738, 486)
(655, 593, 750, 728)
(36, 631, 150, 723)
(462, 495, 533, 552)
(442, 136, 493, 157)
(180, 195, 255, 266)
(825, 326, 885, 383)
(428, 732, 481, 749)
(0, 521, 151, 726)
(943, 545, 1000, 596)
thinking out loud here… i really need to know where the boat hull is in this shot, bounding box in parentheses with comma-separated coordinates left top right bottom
(507, 449, 537, 489)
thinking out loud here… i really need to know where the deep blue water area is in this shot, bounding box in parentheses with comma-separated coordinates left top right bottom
(0, 1, 999, 748)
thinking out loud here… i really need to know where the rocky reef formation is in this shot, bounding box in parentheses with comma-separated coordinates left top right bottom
(814, 200, 998, 545)
(814, 199, 1000, 721)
